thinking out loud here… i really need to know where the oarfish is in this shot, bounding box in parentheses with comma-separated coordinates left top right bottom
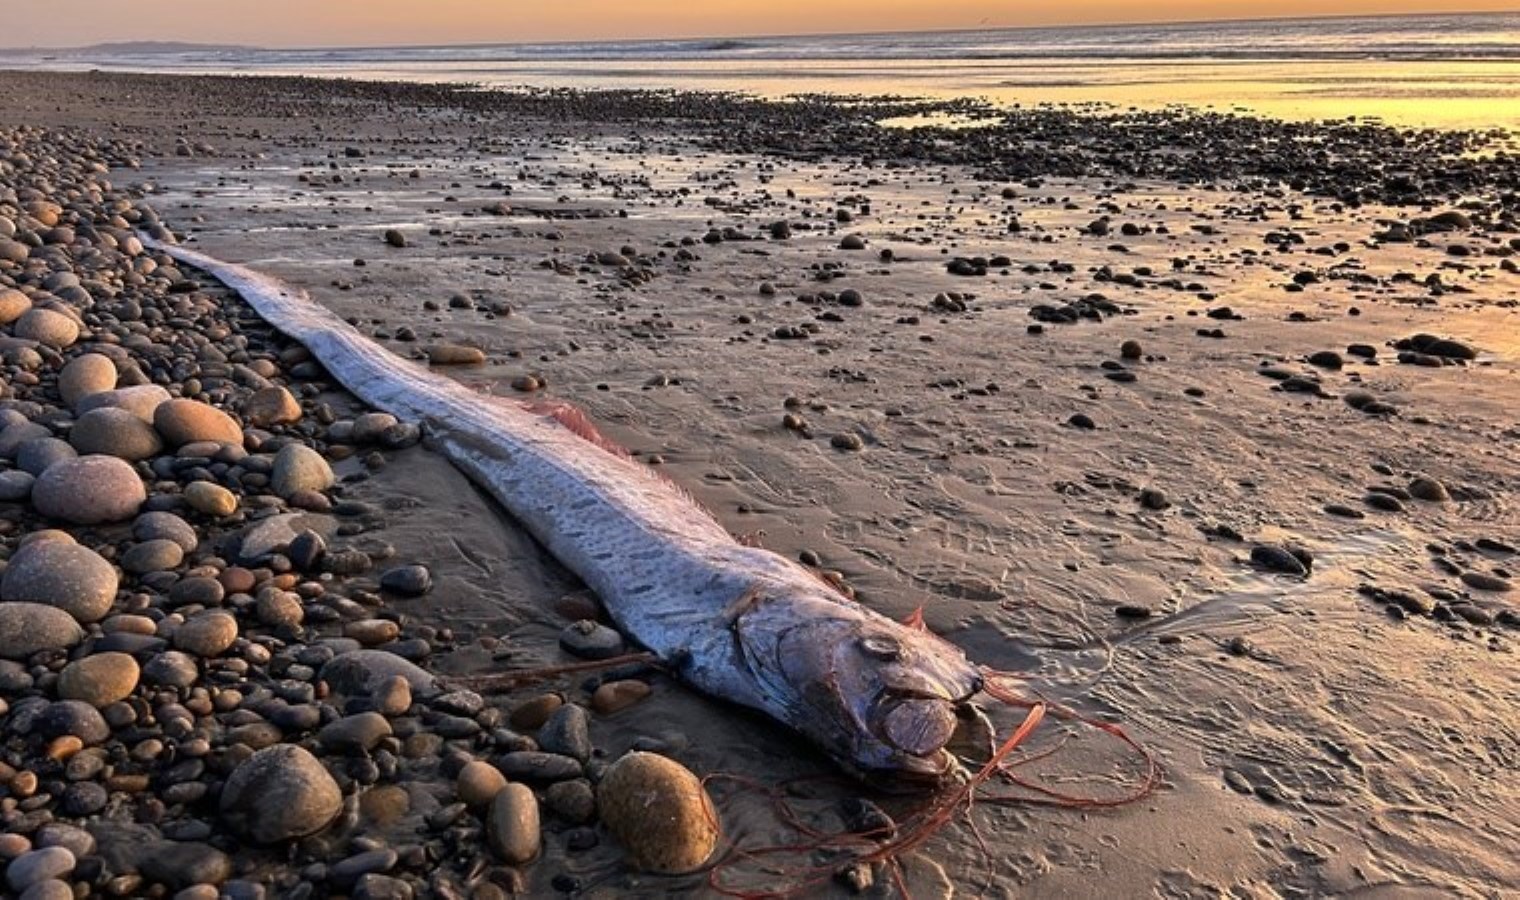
(146, 238, 984, 780)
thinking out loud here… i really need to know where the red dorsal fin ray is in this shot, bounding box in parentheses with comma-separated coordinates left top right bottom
(522, 397, 724, 526)
(527, 400, 635, 460)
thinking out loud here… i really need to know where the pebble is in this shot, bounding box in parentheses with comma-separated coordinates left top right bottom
(427, 344, 486, 365)
(378, 564, 432, 596)
(121, 538, 185, 574)
(172, 610, 239, 657)
(591, 679, 652, 714)
(1, 539, 119, 622)
(830, 432, 864, 451)
(35, 824, 93, 859)
(77, 384, 172, 422)
(345, 618, 400, 645)
(56, 653, 140, 707)
(559, 619, 626, 660)
(286, 529, 326, 570)
(21, 880, 74, 900)
(598, 752, 720, 873)
(354, 874, 412, 900)
(0, 469, 35, 500)
(486, 783, 540, 864)
(537, 703, 592, 762)
(183, 481, 238, 517)
(134, 511, 200, 553)
(240, 386, 302, 427)
(271, 443, 335, 498)
(318, 712, 393, 754)
(1324, 503, 1365, 519)
(1307, 350, 1343, 370)
(31, 454, 146, 524)
(510, 693, 564, 730)
(0, 834, 29, 859)
(58, 353, 118, 408)
(16, 437, 74, 476)
(154, 399, 244, 446)
(371, 674, 412, 715)
(350, 412, 400, 443)
(139, 841, 233, 890)
(219, 744, 343, 843)
(492, 751, 583, 782)
(1250, 545, 1309, 577)
(169, 575, 225, 607)
(0, 287, 31, 323)
(255, 590, 304, 627)
(70, 407, 165, 460)
(141, 651, 199, 689)
(14, 308, 80, 348)
(1460, 571, 1511, 593)
(0, 603, 85, 659)
(456, 760, 508, 807)
(329, 848, 398, 889)
(37, 700, 110, 745)
(1364, 492, 1405, 512)
(544, 779, 597, 824)
(0, 423, 51, 461)
(6, 847, 75, 893)
(1409, 477, 1449, 502)
(320, 649, 437, 696)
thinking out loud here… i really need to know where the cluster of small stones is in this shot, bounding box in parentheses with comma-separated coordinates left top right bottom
(0, 126, 717, 898)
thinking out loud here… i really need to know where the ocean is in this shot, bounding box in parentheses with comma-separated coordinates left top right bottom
(5, 12, 1519, 131)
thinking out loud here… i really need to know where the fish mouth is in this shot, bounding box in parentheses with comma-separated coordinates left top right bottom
(867, 693, 969, 781)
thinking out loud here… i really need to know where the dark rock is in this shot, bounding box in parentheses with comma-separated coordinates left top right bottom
(1250, 545, 1308, 577)
(139, 841, 233, 890)
(537, 704, 591, 762)
(379, 565, 432, 596)
(558, 620, 625, 661)
(492, 751, 583, 782)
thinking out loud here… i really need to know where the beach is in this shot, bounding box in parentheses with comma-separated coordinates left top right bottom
(0, 68, 1516, 897)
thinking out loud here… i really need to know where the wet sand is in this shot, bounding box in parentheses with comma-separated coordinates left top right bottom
(2, 71, 1517, 897)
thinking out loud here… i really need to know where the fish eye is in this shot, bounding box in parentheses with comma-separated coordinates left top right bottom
(858, 634, 902, 660)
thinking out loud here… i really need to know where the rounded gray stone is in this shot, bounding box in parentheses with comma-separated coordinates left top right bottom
(271, 444, 334, 498)
(1, 541, 119, 623)
(220, 744, 342, 844)
(15, 437, 75, 476)
(31, 455, 146, 525)
(120, 539, 185, 575)
(6, 847, 75, 892)
(319, 649, 437, 697)
(172, 610, 238, 657)
(0, 603, 84, 659)
(0, 469, 35, 500)
(132, 511, 199, 553)
(76, 384, 171, 423)
(69, 407, 164, 461)
(13, 308, 79, 348)
(59, 353, 118, 409)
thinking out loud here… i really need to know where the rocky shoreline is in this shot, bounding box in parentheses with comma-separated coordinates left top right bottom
(0, 70, 1517, 898)
(0, 122, 728, 898)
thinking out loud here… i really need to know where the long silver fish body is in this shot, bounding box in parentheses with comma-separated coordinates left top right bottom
(147, 238, 983, 779)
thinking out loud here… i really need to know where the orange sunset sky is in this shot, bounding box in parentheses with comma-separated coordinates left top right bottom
(5, 1, 1514, 47)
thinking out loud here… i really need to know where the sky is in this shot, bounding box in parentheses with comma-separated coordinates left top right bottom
(7, 1, 1514, 48)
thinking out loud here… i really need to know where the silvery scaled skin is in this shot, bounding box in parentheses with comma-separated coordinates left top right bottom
(149, 238, 983, 780)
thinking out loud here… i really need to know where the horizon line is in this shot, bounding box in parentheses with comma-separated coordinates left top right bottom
(2, 7, 1511, 54)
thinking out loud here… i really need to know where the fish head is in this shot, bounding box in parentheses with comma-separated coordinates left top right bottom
(759, 599, 983, 782)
